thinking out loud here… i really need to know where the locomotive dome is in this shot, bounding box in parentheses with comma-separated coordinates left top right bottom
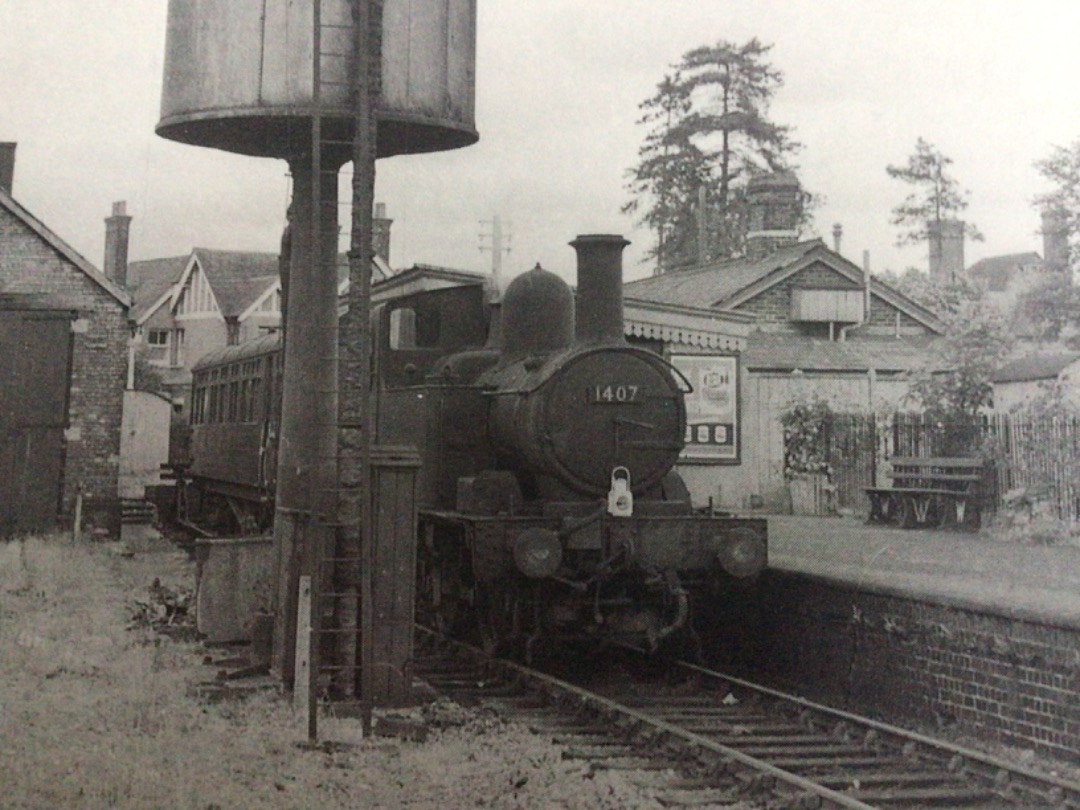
(500, 264, 574, 360)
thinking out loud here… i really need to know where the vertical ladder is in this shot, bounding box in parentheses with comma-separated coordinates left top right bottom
(291, 0, 356, 739)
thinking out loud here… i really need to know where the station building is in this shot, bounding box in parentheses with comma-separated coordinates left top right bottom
(626, 174, 946, 511)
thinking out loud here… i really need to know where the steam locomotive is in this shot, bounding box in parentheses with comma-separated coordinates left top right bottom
(177, 234, 767, 657)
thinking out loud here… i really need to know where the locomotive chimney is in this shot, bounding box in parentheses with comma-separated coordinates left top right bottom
(571, 234, 629, 345)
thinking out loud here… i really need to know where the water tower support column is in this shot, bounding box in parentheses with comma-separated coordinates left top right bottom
(271, 152, 342, 687)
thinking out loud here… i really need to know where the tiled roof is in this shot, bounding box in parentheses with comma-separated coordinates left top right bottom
(193, 250, 281, 317)
(744, 334, 943, 373)
(129, 249, 369, 323)
(127, 256, 188, 321)
(624, 240, 824, 308)
(992, 351, 1080, 383)
(623, 238, 944, 334)
(967, 252, 1043, 292)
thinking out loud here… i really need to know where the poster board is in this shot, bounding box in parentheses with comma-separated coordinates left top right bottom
(672, 354, 739, 463)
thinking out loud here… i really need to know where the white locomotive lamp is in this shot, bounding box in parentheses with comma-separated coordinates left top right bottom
(607, 466, 634, 517)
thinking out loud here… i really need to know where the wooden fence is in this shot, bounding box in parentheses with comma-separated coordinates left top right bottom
(811, 412, 1080, 523)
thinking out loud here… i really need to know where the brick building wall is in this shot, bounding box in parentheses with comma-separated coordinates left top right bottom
(0, 207, 128, 535)
(752, 572, 1079, 762)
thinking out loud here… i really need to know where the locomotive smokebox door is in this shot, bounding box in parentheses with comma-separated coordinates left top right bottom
(607, 466, 633, 517)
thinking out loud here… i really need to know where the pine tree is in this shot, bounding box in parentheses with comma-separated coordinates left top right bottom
(624, 38, 808, 271)
(1034, 138, 1080, 272)
(886, 138, 981, 246)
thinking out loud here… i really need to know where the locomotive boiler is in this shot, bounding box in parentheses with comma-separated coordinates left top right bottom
(376, 234, 767, 657)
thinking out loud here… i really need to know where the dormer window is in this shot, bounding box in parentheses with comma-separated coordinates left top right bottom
(790, 288, 864, 324)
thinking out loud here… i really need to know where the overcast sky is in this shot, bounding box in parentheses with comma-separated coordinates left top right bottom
(2, 1, 1079, 284)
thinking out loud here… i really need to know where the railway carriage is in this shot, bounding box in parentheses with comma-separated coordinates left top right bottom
(178, 333, 283, 533)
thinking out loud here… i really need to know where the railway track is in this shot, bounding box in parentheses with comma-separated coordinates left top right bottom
(414, 628, 1080, 809)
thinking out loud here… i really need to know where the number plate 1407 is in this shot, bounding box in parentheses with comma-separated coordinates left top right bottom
(587, 384, 640, 404)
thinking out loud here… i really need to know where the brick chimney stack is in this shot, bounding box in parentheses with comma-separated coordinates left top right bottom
(928, 219, 965, 284)
(372, 202, 393, 266)
(832, 223, 843, 254)
(104, 201, 132, 289)
(1041, 207, 1069, 272)
(745, 171, 801, 260)
(0, 142, 16, 194)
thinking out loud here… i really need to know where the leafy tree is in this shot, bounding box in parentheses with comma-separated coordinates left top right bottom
(875, 266, 982, 319)
(132, 346, 167, 395)
(1034, 138, 1080, 272)
(906, 299, 1009, 424)
(886, 138, 982, 247)
(1012, 272, 1080, 346)
(624, 38, 809, 269)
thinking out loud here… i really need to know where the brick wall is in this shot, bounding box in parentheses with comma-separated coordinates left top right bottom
(750, 571, 1079, 762)
(0, 208, 128, 535)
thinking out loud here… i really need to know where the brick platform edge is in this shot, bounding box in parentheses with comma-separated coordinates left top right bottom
(749, 570, 1079, 763)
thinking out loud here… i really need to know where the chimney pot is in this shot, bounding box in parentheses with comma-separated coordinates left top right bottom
(1041, 207, 1069, 271)
(832, 223, 843, 253)
(104, 201, 133, 289)
(0, 142, 16, 194)
(372, 202, 393, 266)
(928, 219, 965, 283)
(745, 171, 801, 260)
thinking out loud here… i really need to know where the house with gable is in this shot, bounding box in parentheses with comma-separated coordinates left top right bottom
(0, 143, 131, 536)
(123, 204, 397, 410)
(626, 173, 946, 511)
(965, 209, 1071, 321)
(129, 248, 391, 409)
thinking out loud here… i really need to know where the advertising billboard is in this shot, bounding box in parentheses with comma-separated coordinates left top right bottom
(672, 354, 739, 463)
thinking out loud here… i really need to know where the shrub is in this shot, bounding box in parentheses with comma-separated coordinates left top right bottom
(780, 396, 834, 479)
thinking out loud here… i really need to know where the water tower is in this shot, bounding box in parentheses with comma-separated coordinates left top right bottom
(157, 0, 478, 697)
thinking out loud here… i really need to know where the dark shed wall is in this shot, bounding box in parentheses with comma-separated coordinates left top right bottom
(0, 207, 128, 534)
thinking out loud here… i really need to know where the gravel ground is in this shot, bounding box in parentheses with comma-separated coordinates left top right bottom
(0, 534, 753, 810)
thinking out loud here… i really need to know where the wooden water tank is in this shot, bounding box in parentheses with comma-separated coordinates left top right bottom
(157, 0, 478, 159)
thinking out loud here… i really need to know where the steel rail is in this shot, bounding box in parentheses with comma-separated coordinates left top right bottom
(416, 627, 1078, 809)
(675, 659, 1080, 809)
(416, 628, 877, 809)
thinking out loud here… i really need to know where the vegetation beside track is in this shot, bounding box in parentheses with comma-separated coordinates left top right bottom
(0, 533, 665, 810)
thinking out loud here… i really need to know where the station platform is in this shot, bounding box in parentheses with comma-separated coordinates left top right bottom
(764, 515, 1080, 629)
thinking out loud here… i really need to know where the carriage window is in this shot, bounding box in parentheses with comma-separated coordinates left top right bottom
(389, 307, 417, 349)
(390, 304, 441, 349)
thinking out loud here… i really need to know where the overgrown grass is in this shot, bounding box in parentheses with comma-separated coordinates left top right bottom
(982, 511, 1080, 547)
(0, 536, 673, 809)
